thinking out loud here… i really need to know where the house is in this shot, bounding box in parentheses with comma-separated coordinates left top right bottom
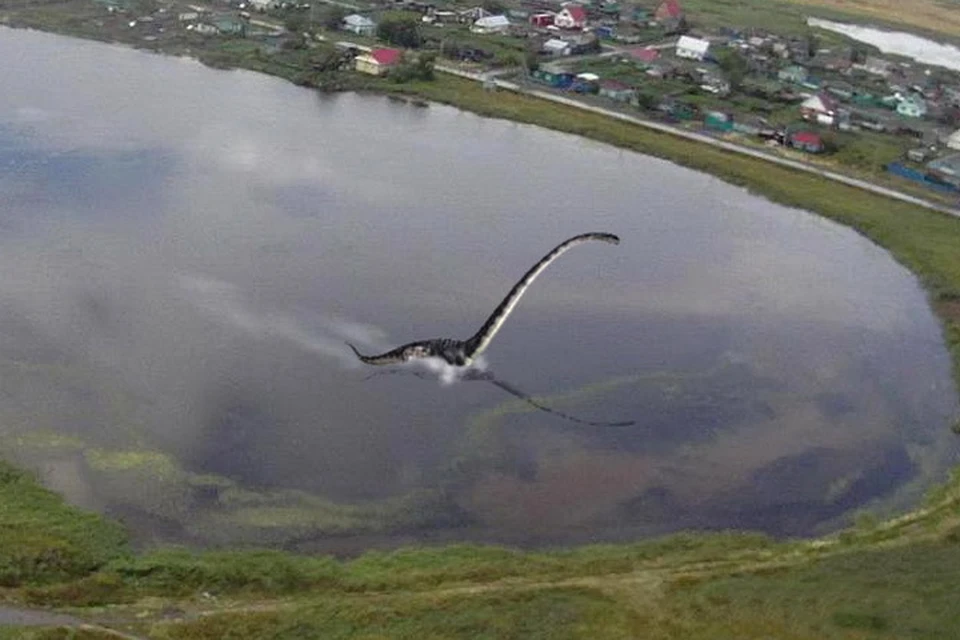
(825, 81, 854, 101)
(458, 7, 491, 21)
(342, 14, 376, 36)
(531, 65, 574, 87)
(859, 55, 895, 78)
(571, 72, 600, 93)
(625, 46, 660, 65)
(927, 152, 960, 187)
(653, 0, 685, 32)
(675, 35, 709, 61)
(629, 6, 650, 23)
(542, 38, 571, 55)
(700, 74, 730, 95)
(947, 128, 960, 151)
(777, 64, 807, 85)
(471, 14, 511, 34)
(554, 4, 587, 29)
(354, 48, 403, 76)
(800, 92, 839, 125)
(529, 12, 555, 27)
(789, 131, 824, 153)
(705, 111, 733, 131)
(247, 0, 279, 11)
(897, 94, 928, 118)
(595, 25, 615, 39)
(598, 78, 637, 102)
(190, 22, 219, 35)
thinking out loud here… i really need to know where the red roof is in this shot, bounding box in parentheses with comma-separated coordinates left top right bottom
(655, 0, 683, 19)
(370, 48, 402, 66)
(599, 78, 632, 91)
(563, 4, 587, 22)
(790, 131, 822, 145)
(626, 46, 660, 63)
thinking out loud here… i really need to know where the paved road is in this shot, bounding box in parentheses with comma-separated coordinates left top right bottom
(433, 65, 960, 220)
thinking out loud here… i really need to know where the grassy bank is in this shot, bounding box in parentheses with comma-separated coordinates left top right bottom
(1, 463, 958, 638)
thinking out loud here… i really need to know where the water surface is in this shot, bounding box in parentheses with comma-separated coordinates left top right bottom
(808, 17, 960, 71)
(0, 28, 957, 550)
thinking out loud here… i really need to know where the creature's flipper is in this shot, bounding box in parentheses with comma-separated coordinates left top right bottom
(463, 370, 635, 428)
(463, 232, 619, 361)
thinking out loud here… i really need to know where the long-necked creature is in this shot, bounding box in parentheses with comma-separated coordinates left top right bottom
(348, 232, 620, 367)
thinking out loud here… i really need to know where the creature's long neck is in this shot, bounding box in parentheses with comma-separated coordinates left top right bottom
(463, 233, 617, 359)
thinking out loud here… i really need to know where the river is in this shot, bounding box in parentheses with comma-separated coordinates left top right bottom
(0, 27, 957, 551)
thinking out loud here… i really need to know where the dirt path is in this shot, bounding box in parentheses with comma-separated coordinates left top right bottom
(0, 604, 148, 640)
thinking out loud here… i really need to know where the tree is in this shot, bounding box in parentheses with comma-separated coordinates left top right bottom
(376, 14, 422, 49)
(523, 49, 539, 73)
(284, 12, 309, 34)
(715, 47, 748, 90)
(389, 52, 436, 83)
(319, 5, 346, 31)
(805, 32, 819, 59)
(481, 0, 507, 13)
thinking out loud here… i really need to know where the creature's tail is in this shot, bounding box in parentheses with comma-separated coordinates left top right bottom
(347, 342, 407, 366)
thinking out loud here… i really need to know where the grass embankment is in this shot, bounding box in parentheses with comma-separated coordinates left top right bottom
(2, 462, 960, 638)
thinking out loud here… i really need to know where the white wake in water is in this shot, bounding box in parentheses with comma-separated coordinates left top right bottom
(178, 274, 487, 384)
(178, 274, 384, 369)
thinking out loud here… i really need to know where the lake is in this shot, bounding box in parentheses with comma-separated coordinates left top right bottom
(0, 27, 957, 551)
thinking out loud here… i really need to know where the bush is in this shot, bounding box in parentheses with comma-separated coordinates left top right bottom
(0, 462, 128, 586)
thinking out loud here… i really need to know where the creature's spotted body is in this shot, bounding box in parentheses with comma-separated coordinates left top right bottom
(348, 232, 620, 367)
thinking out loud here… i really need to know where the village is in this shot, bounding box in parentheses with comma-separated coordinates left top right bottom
(43, 0, 960, 198)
